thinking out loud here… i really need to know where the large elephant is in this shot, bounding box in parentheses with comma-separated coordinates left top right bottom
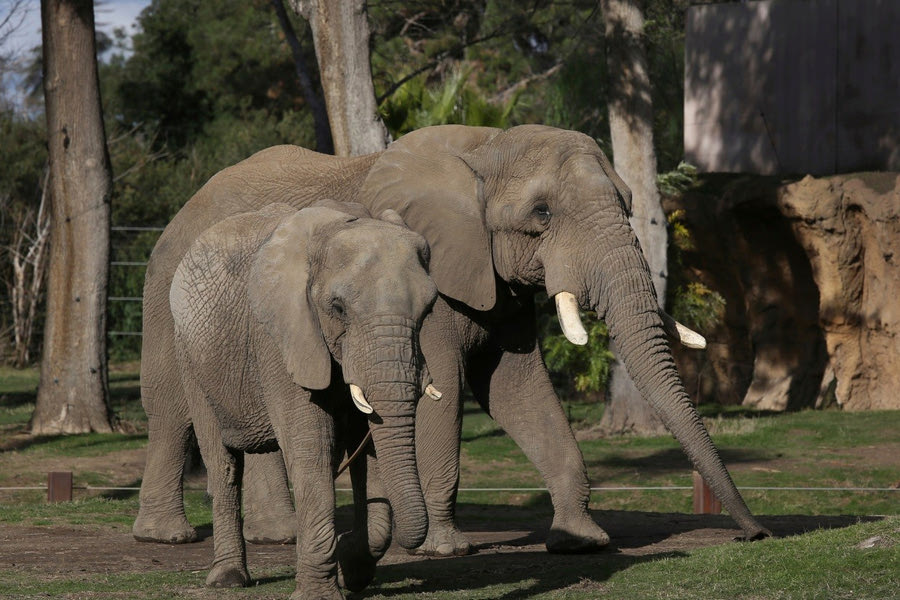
(170, 203, 438, 597)
(134, 124, 770, 556)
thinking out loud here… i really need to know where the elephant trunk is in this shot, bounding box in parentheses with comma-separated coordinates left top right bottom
(345, 316, 428, 550)
(589, 243, 769, 539)
(366, 380, 427, 549)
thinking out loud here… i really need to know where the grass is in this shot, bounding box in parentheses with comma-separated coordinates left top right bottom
(458, 401, 900, 515)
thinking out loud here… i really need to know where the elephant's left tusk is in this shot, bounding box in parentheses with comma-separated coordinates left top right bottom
(660, 311, 707, 349)
(425, 384, 443, 400)
(349, 384, 374, 414)
(555, 292, 588, 345)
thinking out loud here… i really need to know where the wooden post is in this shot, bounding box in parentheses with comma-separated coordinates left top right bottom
(692, 470, 721, 514)
(47, 471, 73, 502)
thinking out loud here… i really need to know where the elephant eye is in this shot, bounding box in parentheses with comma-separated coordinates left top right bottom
(330, 298, 346, 318)
(532, 203, 551, 225)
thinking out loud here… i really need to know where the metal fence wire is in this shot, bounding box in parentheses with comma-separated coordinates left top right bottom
(106, 225, 165, 338)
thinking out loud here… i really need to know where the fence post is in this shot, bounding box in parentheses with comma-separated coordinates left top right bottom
(47, 471, 73, 502)
(692, 470, 721, 514)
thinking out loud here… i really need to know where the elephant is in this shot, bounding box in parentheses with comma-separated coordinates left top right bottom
(133, 124, 770, 557)
(169, 202, 439, 597)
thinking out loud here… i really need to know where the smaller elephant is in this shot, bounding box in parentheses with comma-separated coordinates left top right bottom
(170, 203, 438, 599)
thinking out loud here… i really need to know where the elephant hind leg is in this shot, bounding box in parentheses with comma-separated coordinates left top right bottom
(132, 381, 197, 544)
(409, 311, 473, 557)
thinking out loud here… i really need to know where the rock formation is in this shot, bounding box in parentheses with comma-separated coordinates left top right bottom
(664, 172, 900, 411)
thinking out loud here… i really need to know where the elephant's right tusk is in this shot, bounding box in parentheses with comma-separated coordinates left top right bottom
(555, 292, 588, 345)
(349, 384, 374, 414)
(659, 311, 707, 349)
(425, 384, 443, 400)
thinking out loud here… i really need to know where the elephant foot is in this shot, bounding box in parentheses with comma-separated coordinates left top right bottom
(545, 514, 610, 554)
(206, 562, 250, 588)
(408, 521, 474, 557)
(336, 531, 377, 592)
(290, 582, 344, 600)
(132, 513, 198, 544)
(243, 514, 297, 545)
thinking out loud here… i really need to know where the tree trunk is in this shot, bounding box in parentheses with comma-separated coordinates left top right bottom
(290, 0, 390, 156)
(31, 0, 113, 434)
(600, 0, 667, 436)
(270, 0, 333, 154)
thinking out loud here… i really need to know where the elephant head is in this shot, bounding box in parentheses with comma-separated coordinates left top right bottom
(247, 205, 438, 549)
(360, 125, 768, 539)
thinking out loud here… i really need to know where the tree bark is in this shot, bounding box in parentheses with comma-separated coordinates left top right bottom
(600, 0, 667, 435)
(290, 0, 390, 156)
(270, 0, 333, 154)
(31, 0, 113, 434)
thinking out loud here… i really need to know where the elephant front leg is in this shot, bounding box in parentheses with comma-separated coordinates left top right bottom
(242, 450, 297, 544)
(190, 397, 250, 587)
(468, 343, 610, 553)
(282, 400, 343, 600)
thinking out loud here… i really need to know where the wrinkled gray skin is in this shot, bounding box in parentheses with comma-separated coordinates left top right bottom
(134, 125, 770, 558)
(170, 204, 436, 598)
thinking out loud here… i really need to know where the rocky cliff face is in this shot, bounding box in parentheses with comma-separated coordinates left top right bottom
(778, 173, 900, 410)
(664, 172, 900, 411)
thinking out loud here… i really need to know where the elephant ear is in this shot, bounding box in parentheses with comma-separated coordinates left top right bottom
(360, 125, 502, 312)
(596, 149, 633, 215)
(249, 206, 357, 390)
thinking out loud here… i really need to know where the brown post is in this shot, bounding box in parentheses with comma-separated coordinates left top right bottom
(692, 470, 722, 514)
(47, 471, 73, 502)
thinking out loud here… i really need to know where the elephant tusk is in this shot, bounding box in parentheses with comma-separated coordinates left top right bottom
(425, 384, 443, 400)
(554, 292, 588, 345)
(660, 311, 707, 349)
(349, 384, 374, 414)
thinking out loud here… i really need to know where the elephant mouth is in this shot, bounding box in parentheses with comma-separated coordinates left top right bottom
(552, 291, 707, 350)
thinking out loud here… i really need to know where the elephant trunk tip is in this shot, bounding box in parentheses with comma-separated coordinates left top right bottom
(395, 523, 428, 550)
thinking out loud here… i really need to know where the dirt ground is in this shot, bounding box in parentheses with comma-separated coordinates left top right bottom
(0, 511, 873, 589)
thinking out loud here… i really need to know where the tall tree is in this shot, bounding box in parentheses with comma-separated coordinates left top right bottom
(270, 0, 333, 154)
(31, 0, 114, 434)
(291, 0, 390, 156)
(599, 0, 667, 435)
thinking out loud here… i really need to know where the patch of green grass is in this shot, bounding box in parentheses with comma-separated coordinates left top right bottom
(458, 402, 900, 516)
(0, 364, 40, 396)
(11, 431, 147, 458)
(591, 517, 900, 600)
(0, 402, 34, 427)
(0, 491, 213, 530)
(0, 363, 145, 428)
(0, 496, 141, 527)
(0, 569, 207, 599)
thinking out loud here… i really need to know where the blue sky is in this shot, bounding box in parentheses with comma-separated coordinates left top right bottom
(3, 0, 151, 58)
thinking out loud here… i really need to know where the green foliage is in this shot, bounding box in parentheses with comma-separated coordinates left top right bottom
(381, 65, 520, 135)
(665, 201, 727, 334)
(670, 282, 726, 333)
(1, 0, 713, 365)
(657, 161, 698, 197)
(542, 313, 615, 394)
